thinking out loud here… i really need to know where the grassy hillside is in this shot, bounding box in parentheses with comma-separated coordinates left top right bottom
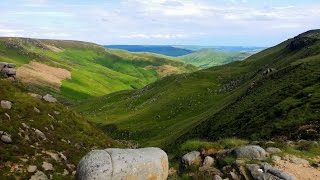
(105, 45, 193, 56)
(0, 79, 120, 179)
(178, 49, 251, 68)
(76, 30, 320, 149)
(0, 38, 196, 103)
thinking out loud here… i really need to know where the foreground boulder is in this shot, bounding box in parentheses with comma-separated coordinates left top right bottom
(76, 147, 168, 180)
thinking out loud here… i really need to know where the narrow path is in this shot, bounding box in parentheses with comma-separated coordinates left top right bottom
(275, 160, 320, 180)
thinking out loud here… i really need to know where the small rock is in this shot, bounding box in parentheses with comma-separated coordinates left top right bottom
(53, 111, 60, 115)
(213, 175, 223, 180)
(35, 129, 47, 140)
(62, 169, 69, 176)
(266, 147, 282, 154)
(34, 107, 41, 113)
(283, 155, 309, 165)
(182, 151, 202, 166)
(30, 171, 48, 180)
(50, 125, 54, 130)
(43, 151, 60, 162)
(42, 162, 54, 171)
(29, 93, 43, 99)
(202, 156, 215, 167)
(272, 155, 282, 162)
(1, 100, 12, 110)
(4, 113, 10, 120)
(43, 94, 57, 103)
(27, 165, 37, 173)
(59, 152, 67, 161)
(0, 132, 12, 144)
(22, 123, 30, 129)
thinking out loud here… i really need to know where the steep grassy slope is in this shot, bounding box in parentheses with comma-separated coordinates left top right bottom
(178, 49, 251, 68)
(0, 79, 120, 179)
(105, 45, 193, 56)
(76, 30, 320, 149)
(0, 38, 196, 102)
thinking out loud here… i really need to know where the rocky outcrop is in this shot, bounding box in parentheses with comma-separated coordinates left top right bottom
(76, 147, 168, 180)
(0, 62, 16, 80)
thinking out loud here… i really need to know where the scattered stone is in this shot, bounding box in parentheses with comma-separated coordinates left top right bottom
(4, 113, 10, 120)
(59, 152, 67, 161)
(283, 155, 309, 165)
(29, 93, 43, 99)
(202, 156, 215, 167)
(42, 162, 54, 171)
(0, 132, 12, 144)
(30, 171, 48, 180)
(1, 100, 12, 110)
(27, 165, 37, 173)
(43, 151, 60, 162)
(182, 151, 203, 166)
(35, 129, 47, 140)
(34, 107, 41, 113)
(261, 162, 294, 180)
(272, 155, 282, 162)
(266, 147, 282, 154)
(43, 94, 57, 103)
(50, 125, 54, 130)
(199, 166, 223, 177)
(213, 175, 223, 180)
(76, 147, 168, 180)
(63, 169, 69, 176)
(21, 123, 30, 129)
(53, 111, 60, 115)
(232, 145, 267, 159)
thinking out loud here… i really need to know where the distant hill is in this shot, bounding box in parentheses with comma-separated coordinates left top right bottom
(105, 45, 194, 56)
(77, 30, 320, 149)
(0, 38, 196, 102)
(174, 45, 266, 53)
(178, 49, 251, 68)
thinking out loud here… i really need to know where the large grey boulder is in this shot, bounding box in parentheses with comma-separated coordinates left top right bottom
(1, 100, 12, 110)
(232, 145, 267, 159)
(182, 151, 202, 166)
(76, 147, 168, 180)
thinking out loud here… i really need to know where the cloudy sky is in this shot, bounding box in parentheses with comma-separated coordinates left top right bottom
(0, 0, 319, 46)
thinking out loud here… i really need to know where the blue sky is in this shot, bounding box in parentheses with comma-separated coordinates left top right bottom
(0, 0, 319, 46)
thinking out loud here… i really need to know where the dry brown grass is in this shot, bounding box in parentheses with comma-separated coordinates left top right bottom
(17, 61, 71, 89)
(144, 65, 179, 76)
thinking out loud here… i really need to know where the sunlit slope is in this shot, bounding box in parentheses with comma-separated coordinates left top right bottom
(76, 30, 320, 149)
(0, 38, 196, 102)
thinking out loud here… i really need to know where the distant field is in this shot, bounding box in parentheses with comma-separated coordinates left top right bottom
(178, 49, 251, 68)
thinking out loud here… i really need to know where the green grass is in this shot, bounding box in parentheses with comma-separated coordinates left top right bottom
(76, 30, 320, 150)
(178, 49, 251, 68)
(0, 79, 121, 179)
(0, 37, 196, 103)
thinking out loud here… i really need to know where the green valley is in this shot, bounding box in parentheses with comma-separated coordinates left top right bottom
(76, 30, 320, 150)
(0, 38, 196, 103)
